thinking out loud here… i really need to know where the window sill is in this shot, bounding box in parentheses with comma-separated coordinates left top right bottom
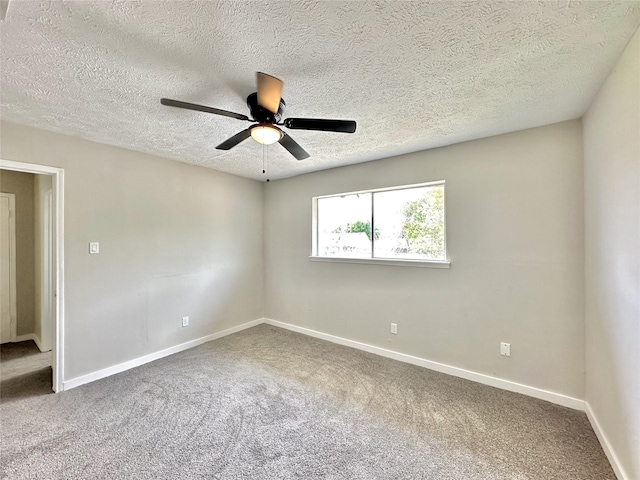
(308, 256, 450, 268)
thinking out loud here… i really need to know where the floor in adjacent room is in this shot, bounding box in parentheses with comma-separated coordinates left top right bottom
(0, 340, 52, 404)
(0, 325, 614, 479)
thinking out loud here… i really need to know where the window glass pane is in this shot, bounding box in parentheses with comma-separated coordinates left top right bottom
(373, 185, 445, 261)
(317, 193, 372, 258)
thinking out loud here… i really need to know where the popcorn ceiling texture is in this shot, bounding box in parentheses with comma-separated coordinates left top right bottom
(1, 1, 639, 180)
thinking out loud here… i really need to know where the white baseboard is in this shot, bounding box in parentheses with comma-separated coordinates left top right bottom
(586, 402, 628, 480)
(62, 316, 586, 411)
(63, 318, 264, 391)
(14, 333, 46, 352)
(61, 317, 625, 475)
(264, 318, 585, 411)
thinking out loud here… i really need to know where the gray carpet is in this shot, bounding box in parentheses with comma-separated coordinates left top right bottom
(0, 340, 52, 404)
(0, 324, 614, 479)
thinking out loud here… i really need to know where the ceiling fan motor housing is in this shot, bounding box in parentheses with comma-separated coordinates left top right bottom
(247, 92, 285, 123)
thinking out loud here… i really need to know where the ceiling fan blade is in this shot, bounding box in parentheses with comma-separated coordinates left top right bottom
(284, 118, 356, 133)
(256, 72, 283, 114)
(216, 129, 252, 150)
(278, 132, 310, 160)
(161, 98, 249, 121)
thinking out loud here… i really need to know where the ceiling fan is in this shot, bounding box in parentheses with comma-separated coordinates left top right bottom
(160, 72, 357, 161)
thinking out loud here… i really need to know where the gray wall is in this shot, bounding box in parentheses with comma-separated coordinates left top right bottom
(264, 120, 585, 399)
(0, 122, 264, 381)
(0, 169, 35, 336)
(584, 27, 640, 479)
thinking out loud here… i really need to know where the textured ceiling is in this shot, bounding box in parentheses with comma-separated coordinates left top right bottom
(1, 1, 639, 181)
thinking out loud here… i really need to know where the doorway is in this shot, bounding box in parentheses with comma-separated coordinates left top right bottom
(0, 160, 64, 393)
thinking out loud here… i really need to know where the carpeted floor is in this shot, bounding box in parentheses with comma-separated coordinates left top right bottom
(0, 340, 52, 404)
(0, 324, 614, 479)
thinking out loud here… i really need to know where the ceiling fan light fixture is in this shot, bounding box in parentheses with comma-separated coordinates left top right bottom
(251, 124, 282, 145)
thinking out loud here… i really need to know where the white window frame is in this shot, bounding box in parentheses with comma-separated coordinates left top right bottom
(310, 181, 450, 268)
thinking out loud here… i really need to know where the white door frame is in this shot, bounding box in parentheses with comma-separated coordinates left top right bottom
(0, 192, 17, 343)
(0, 160, 65, 393)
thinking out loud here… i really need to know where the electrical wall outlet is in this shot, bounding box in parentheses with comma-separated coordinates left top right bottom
(390, 323, 398, 334)
(89, 242, 99, 254)
(182, 316, 189, 327)
(500, 342, 511, 356)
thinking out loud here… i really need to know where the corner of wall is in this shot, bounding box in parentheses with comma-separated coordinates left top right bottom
(582, 25, 640, 480)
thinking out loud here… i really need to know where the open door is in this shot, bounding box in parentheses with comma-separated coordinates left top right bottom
(39, 186, 54, 351)
(0, 193, 16, 344)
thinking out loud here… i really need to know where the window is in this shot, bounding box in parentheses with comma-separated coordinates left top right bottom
(312, 182, 447, 265)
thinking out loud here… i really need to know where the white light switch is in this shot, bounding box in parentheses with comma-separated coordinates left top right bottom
(89, 242, 99, 254)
